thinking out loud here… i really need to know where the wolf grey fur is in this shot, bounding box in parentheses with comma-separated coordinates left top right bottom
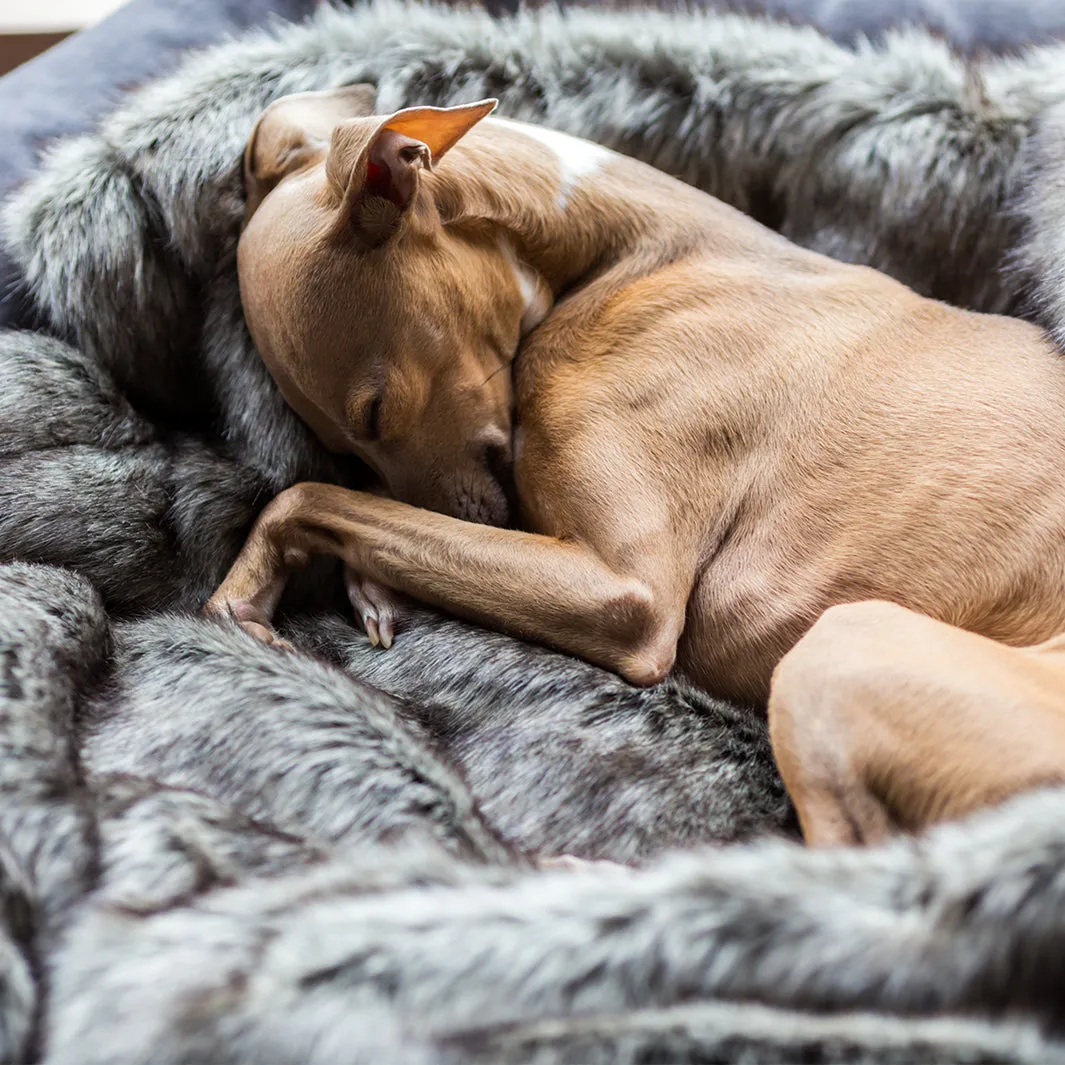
(0, 565, 107, 951)
(293, 611, 792, 859)
(90, 773, 327, 910)
(1016, 97, 1065, 351)
(41, 788, 1065, 1065)
(0, 330, 264, 613)
(0, 564, 109, 1062)
(82, 614, 513, 864)
(0, 1, 1064, 1060)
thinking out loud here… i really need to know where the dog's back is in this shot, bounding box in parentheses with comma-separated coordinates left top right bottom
(515, 212, 1065, 703)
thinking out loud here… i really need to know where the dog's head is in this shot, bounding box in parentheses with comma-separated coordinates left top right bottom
(238, 87, 544, 526)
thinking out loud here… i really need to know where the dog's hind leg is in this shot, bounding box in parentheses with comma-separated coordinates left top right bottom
(768, 600, 1065, 843)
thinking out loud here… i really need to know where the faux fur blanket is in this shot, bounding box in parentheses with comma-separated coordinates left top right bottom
(2, 1, 1065, 1060)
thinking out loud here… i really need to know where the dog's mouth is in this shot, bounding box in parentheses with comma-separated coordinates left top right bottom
(445, 443, 517, 527)
(384, 439, 517, 528)
(456, 496, 508, 526)
(454, 466, 514, 527)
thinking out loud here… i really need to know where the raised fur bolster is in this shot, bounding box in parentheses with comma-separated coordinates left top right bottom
(42, 787, 1065, 1063)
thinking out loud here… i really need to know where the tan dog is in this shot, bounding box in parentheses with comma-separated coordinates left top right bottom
(208, 88, 1065, 833)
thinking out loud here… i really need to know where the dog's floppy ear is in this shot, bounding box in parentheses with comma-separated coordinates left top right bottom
(243, 84, 378, 218)
(327, 99, 497, 247)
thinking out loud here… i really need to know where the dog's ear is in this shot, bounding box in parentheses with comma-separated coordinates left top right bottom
(243, 84, 378, 218)
(327, 99, 497, 246)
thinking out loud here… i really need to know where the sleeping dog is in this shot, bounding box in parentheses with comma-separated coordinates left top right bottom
(209, 87, 1065, 842)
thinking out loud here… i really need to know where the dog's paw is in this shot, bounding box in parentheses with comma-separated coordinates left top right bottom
(345, 566, 407, 649)
(236, 618, 296, 653)
(206, 597, 294, 653)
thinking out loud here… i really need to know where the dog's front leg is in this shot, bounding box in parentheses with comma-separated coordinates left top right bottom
(206, 482, 687, 687)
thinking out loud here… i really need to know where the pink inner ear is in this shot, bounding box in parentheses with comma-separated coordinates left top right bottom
(365, 159, 394, 203)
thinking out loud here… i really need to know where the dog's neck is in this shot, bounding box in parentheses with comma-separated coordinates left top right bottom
(427, 117, 725, 303)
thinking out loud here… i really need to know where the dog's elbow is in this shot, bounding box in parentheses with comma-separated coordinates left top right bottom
(619, 645, 676, 687)
(603, 579, 679, 687)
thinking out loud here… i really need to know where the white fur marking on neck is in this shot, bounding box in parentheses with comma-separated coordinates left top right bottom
(499, 238, 552, 335)
(492, 118, 611, 208)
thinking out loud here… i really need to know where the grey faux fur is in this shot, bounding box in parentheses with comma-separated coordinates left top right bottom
(0, 0, 1064, 1060)
(295, 611, 792, 857)
(0, 557, 1047, 1064)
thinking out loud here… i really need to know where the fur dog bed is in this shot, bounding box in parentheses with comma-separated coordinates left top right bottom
(2, 1, 1065, 1060)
